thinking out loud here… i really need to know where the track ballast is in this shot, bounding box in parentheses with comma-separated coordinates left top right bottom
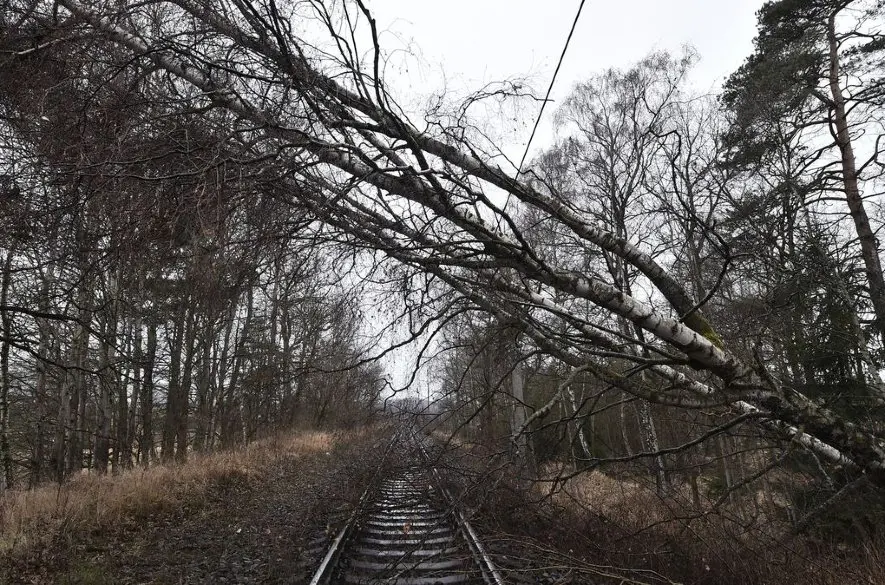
(308, 429, 504, 585)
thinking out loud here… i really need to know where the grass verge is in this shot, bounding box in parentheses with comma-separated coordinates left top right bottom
(538, 464, 885, 584)
(0, 430, 338, 557)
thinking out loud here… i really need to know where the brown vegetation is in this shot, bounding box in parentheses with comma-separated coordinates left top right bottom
(0, 427, 383, 583)
(458, 451, 885, 585)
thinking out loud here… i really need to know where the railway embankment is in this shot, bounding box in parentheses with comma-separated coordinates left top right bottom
(0, 426, 388, 585)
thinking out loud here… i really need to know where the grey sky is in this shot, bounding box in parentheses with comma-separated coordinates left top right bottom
(368, 0, 765, 159)
(361, 1, 767, 395)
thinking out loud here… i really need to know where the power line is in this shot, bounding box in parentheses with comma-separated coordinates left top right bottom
(516, 0, 588, 175)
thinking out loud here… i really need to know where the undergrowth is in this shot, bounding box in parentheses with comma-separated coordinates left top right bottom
(448, 442, 885, 585)
(0, 430, 337, 557)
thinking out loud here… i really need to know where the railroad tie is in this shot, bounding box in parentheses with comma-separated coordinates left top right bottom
(336, 466, 484, 584)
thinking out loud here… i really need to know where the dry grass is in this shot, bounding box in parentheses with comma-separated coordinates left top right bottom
(540, 463, 788, 534)
(0, 429, 337, 556)
(533, 463, 885, 585)
(546, 467, 672, 527)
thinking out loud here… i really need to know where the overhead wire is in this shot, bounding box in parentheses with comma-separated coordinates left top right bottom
(516, 0, 589, 176)
(499, 0, 589, 221)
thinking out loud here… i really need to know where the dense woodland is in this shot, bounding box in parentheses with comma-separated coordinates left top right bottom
(0, 3, 385, 484)
(2, 0, 885, 575)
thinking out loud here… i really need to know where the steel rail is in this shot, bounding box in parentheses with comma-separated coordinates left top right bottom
(307, 425, 403, 585)
(309, 424, 506, 584)
(411, 428, 507, 585)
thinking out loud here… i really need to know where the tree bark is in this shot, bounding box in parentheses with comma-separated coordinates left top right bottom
(827, 13, 885, 348)
(65, 269, 91, 477)
(175, 307, 197, 461)
(193, 318, 212, 452)
(566, 382, 592, 460)
(31, 263, 56, 486)
(509, 363, 533, 474)
(93, 270, 120, 473)
(162, 305, 185, 462)
(117, 318, 137, 469)
(0, 251, 15, 490)
(140, 320, 157, 467)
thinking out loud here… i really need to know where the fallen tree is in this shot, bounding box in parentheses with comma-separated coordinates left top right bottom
(2, 0, 884, 483)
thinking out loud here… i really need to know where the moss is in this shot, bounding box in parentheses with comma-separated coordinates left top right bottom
(684, 312, 725, 349)
(702, 329, 725, 349)
(61, 562, 111, 585)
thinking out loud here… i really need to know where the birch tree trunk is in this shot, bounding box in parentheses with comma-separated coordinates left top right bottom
(0, 251, 14, 490)
(176, 308, 197, 461)
(94, 270, 120, 473)
(509, 363, 533, 475)
(566, 382, 592, 460)
(30, 268, 53, 486)
(162, 310, 183, 462)
(65, 251, 92, 476)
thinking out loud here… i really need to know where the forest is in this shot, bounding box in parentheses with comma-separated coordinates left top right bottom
(1, 1, 885, 584)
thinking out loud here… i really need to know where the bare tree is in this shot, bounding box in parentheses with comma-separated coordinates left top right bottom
(1, 0, 873, 480)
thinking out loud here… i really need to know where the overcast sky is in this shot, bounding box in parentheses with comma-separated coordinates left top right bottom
(359, 1, 767, 395)
(366, 0, 766, 161)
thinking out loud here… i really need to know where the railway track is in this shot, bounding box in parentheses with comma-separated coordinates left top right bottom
(308, 429, 505, 585)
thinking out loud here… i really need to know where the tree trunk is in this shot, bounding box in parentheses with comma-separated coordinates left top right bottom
(212, 301, 237, 448)
(619, 397, 634, 457)
(31, 265, 55, 486)
(509, 363, 533, 474)
(65, 282, 90, 477)
(635, 397, 668, 494)
(280, 300, 294, 425)
(117, 319, 137, 470)
(162, 306, 185, 462)
(827, 13, 885, 348)
(53, 370, 69, 482)
(618, 308, 668, 493)
(140, 320, 157, 467)
(193, 319, 212, 452)
(718, 434, 735, 506)
(93, 271, 120, 473)
(0, 251, 14, 490)
(223, 288, 253, 447)
(93, 336, 112, 473)
(176, 308, 197, 461)
(566, 383, 592, 460)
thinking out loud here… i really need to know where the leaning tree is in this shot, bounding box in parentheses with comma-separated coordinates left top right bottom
(1, 0, 884, 488)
